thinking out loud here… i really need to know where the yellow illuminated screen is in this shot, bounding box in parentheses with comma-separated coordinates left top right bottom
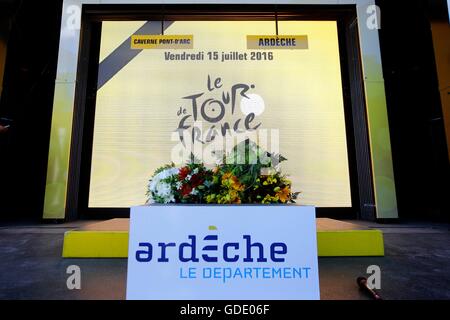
(89, 21, 352, 208)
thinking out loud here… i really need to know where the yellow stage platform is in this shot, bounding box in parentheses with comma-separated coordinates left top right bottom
(62, 218, 384, 258)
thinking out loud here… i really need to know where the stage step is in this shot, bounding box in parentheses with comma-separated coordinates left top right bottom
(62, 218, 384, 258)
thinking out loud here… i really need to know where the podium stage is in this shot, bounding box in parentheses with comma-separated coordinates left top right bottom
(62, 218, 384, 258)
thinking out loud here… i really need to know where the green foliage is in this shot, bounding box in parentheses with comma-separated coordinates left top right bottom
(147, 140, 300, 205)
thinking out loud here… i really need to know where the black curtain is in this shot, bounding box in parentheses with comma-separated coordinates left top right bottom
(377, 0, 450, 221)
(0, 0, 63, 221)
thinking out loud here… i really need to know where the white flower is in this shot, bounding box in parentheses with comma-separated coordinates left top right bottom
(157, 167, 179, 180)
(156, 182, 171, 197)
(147, 167, 179, 204)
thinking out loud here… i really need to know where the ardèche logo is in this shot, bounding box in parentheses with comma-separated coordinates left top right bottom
(135, 226, 312, 284)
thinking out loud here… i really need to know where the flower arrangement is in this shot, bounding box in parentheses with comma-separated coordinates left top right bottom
(146, 141, 300, 205)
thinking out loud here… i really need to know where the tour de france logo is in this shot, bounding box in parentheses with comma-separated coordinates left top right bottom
(175, 75, 266, 146)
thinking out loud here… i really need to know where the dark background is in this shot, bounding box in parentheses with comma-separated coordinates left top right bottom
(0, 0, 63, 221)
(0, 0, 448, 222)
(377, 0, 449, 221)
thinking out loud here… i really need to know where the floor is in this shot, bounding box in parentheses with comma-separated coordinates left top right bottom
(0, 220, 449, 300)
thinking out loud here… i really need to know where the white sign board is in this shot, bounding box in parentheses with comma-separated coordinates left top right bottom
(127, 205, 320, 300)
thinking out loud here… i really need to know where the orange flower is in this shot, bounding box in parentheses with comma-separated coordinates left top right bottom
(276, 186, 291, 203)
(222, 172, 245, 191)
(230, 176, 244, 191)
(222, 172, 232, 181)
(230, 190, 242, 204)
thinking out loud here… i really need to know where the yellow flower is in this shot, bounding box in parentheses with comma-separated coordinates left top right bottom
(230, 190, 241, 204)
(216, 189, 241, 204)
(262, 194, 279, 204)
(222, 172, 232, 182)
(222, 172, 244, 191)
(263, 175, 278, 186)
(206, 194, 217, 204)
(276, 186, 291, 203)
